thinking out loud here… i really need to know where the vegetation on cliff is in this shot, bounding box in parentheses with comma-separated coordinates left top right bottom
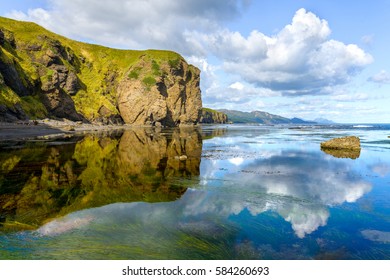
(0, 17, 201, 126)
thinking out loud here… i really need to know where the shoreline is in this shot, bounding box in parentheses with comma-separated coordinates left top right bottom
(0, 119, 203, 141)
(0, 119, 129, 141)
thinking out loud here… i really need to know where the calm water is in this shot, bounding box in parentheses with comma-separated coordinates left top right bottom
(0, 124, 389, 259)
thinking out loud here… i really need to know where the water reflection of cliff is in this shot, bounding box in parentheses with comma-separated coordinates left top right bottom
(0, 128, 202, 231)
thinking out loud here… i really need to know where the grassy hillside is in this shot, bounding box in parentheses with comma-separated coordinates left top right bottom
(0, 16, 184, 121)
(218, 109, 289, 124)
(219, 109, 313, 124)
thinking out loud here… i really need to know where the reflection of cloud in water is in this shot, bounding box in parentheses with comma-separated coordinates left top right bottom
(278, 204, 329, 238)
(37, 215, 94, 236)
(361, 230, 390, 243)
(228, 157, 244, 166)
(370, 162, 390, 177)
(35, 150, 372, 240)
(197, 150, 372, 238)
(238, 152, 372, 205)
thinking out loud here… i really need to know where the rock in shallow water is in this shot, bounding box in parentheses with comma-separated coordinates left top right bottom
(320, 136, 361, 150)
(320, 136, 361, 159)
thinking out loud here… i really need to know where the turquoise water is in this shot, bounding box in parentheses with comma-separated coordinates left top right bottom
(0, 125, 389, 259)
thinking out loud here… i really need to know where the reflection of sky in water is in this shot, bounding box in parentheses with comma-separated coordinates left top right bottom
(200, 134, 373, 238)
(1, 126, 390, 259)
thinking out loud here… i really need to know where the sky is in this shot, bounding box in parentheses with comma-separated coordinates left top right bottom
(1, 0, 390, 123)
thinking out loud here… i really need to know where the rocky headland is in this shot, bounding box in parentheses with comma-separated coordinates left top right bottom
(0, 17, 202, 127)
(200, 108, 228, 124)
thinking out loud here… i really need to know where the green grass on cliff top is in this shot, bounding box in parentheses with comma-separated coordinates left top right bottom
(0, 16, 181, 65)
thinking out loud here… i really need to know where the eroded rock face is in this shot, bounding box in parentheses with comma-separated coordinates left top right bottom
(117, 56, 202, 126)
(1, 18, 202, 125)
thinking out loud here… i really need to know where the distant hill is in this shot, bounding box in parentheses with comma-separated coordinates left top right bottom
(313, 118, 335, 124)
(219, 109, 315, 125)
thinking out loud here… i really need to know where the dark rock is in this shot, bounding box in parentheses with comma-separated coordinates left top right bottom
(0, 103, 28, 122)
(40, 88, 84, 121)
(0, 29, 4, 45)
(0, 48, 34, 96)
(0, 29, 16, 48)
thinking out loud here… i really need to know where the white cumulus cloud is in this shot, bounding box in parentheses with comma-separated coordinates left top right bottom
(368, 70, 390, 84)
(193, 8, 373, 95)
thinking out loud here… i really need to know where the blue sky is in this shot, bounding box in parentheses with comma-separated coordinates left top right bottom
(1, 0, 389, 123)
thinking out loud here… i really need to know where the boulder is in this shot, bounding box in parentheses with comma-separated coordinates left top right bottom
(320, 136, 361, 159)
(320, 136, 361, 150)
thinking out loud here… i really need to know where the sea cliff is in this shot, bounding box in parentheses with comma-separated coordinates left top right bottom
(0, 17, 202, 126)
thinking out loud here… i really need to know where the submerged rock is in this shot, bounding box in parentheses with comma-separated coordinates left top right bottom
(320, 136, 361, 159)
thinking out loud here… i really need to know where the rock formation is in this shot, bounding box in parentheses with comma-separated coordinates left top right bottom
(117, 56, 202, 126)
(200, 108, 228, 124)
(0, 17, 202, 126)
(320, 136, 361, 159)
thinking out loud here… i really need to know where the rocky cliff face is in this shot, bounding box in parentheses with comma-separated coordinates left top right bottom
(117, 55, 202, 126)
(0, 17, 202, 126)
(200, 108, 228, 124)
